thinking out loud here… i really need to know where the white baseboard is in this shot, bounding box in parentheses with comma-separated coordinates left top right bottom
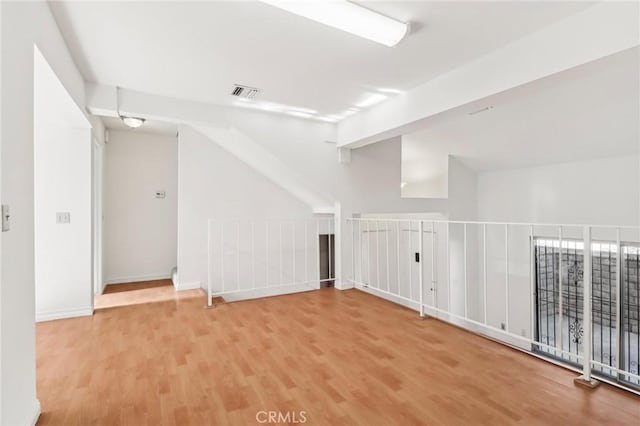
(36, 307, 93, 322)
(30, 399, 41, 426)
(175, 281, 201, 291)
(105, 273, 172, 285)
(219, 283, 316, 303)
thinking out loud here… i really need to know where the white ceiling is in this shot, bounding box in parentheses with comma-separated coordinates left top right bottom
(402, 47, 639, 178)
(49, 1, 593, 120)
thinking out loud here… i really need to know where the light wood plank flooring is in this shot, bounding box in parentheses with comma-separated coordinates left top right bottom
(36, 284, 639, 425)
(94, 279, 201, 310)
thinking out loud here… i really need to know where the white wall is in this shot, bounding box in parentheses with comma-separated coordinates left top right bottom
(177, 126, 316, 291)
(477, 155, 639, 226)
(104, 130, 178, 284)
(448, 156, 478, 221)
(93, 140, 105, 294)
(1, 2, 90, 424)
(34, 124, 92, 321)
(177, 121, 454, 294)
(34, 45, 93, 323)
(475, 154, 640, 347)
(401, 138, 448, 199)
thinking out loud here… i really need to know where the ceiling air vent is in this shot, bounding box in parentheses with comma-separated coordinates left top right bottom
(231, 84, 261, 99)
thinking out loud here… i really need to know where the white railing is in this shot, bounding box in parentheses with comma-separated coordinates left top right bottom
(347, 217, 640, 392)
(207, 218, 335, 305)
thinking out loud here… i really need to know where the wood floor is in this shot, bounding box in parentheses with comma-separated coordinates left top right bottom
(36, 284, 639, 425)
(94, 279, 201, 310)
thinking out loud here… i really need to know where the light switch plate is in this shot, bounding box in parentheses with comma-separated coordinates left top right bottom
(56, 212, 71, 224)
(2, 205, 9, 232)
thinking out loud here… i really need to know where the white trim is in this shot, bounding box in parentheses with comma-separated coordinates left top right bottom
(218, 283, 316, 303)
(175, 281, 201, 291)
(105, 273, 172, 285)
(23, 399, 41, 426)
(29, 400, 41, 426)
(36, 307, 93, 323)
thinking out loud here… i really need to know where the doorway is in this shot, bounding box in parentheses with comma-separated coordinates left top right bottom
(319, 233, 335, 287)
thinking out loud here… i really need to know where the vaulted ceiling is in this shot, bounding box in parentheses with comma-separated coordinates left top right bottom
(402, 47, 639, 176)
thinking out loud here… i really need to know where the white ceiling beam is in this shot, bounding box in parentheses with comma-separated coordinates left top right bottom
(86, 84, 336, 213)
(86, 83, 246, 126)
(337, 2, 639, 148)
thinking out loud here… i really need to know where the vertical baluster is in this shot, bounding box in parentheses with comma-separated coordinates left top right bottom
(279, 222, 283, 286)
(396, 221, 401, 295)
(419, 221, 424, 318)
(579, 226, 593, 384)
(464, 223, 468, 319)
(359, 220, 363, 284)
(251, 222, 255, 289)
(304, 221, 308, 284)
(221, 223, 225, 293)
(529, 225, 535, 341)
(236, 221, 241, 291)
(446, 223, 451, 314)
(207, 220, 212, 307)
(328, 219, 332, 281)
(504, 224, 509, 332)
(316, 220, 320, 286)
(375, 220, 380, 289)
(431, 221, 436, 309)
(292, 222, 296, 285)
(367, 220, 371, 286)
(408, 221, 413, 300)
(386, 221, 390, 292)
(558, 227, 563, 352)
(483, 223, 487, 325)
(350, 219, 354, 284)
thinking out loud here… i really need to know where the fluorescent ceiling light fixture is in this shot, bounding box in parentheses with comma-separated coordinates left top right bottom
(261, 1, 408, 47)
(355, 93, 388, 108)
(120, 116, 145, 128)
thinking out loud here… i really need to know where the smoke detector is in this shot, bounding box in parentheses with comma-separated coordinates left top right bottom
(231, 84, 261, 99)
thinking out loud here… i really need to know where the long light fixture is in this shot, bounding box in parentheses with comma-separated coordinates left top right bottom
(261, 1, 408, 47)
(116, 86, 146, 129)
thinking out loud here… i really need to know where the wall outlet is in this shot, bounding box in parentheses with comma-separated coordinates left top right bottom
(56, 212, 71, 224)
(155, 191, 166, 199)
